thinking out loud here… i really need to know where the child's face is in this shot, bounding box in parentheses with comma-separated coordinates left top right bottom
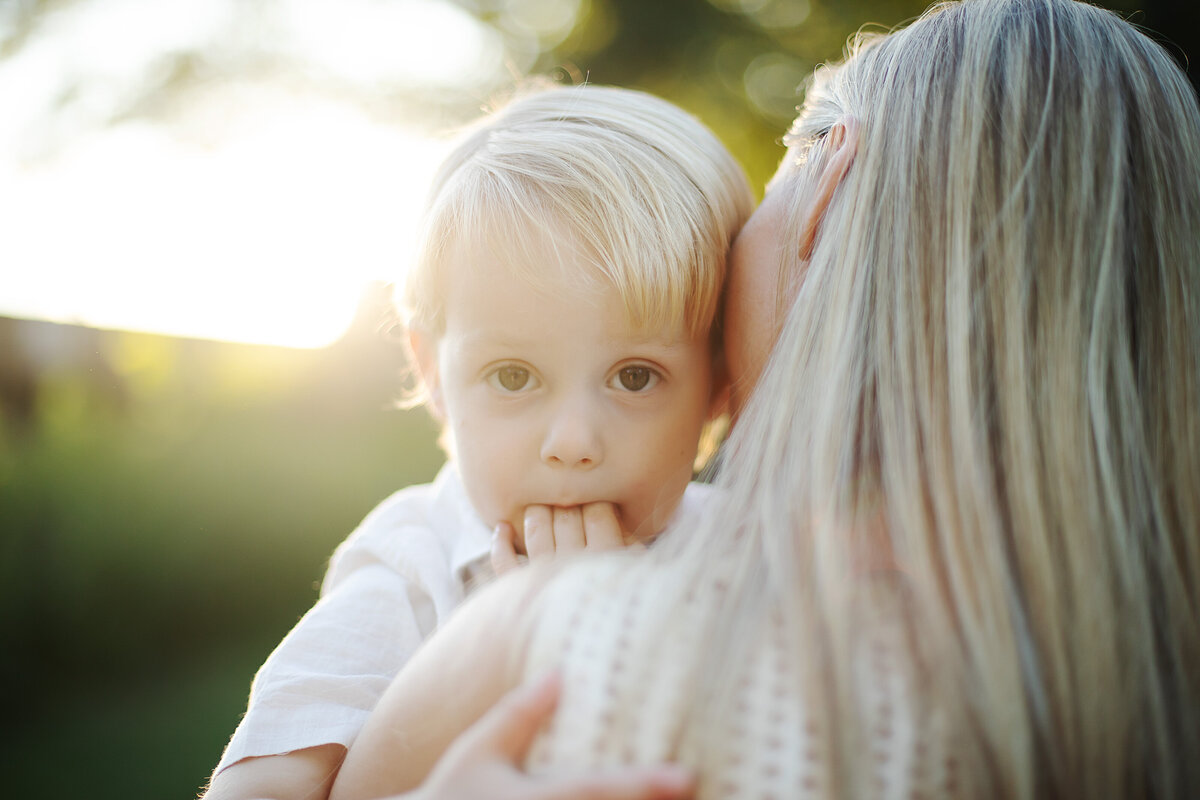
(414, 238, 719, 546)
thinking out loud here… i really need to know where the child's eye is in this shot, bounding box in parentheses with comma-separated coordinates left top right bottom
(610, 366, 660, 392)
(487, 365, 536, 392)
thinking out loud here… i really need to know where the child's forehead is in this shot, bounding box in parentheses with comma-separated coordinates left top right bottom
(444, 219, 602, 295)
(441, 236, 695, 344)
(433, 203, 707, 342)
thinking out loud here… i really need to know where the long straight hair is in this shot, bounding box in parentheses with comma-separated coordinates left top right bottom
(658, 0, 1200, 796)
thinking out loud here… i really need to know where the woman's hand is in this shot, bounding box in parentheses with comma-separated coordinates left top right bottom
(406, 670, 694, 800)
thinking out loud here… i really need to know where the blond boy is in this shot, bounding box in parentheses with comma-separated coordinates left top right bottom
(207, 83, 752, 795)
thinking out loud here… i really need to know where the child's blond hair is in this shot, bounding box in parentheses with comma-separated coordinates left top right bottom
(402, 83, 754, 343)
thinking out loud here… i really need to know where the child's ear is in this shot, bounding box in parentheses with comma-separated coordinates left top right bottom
(407, 327, 446, 421)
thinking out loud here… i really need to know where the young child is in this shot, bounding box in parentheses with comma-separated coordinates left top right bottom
(209, 82, 753, 787)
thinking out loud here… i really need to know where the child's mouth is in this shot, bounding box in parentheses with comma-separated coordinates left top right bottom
(505, 500, 626, 554)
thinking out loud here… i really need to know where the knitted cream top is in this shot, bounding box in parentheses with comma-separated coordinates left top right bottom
(524, 554, 956, 799)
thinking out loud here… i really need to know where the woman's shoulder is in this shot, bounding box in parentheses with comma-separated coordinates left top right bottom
(532, 551, 701, 626)
(522, 550, 719, 703)
(520, 553, 956, 798)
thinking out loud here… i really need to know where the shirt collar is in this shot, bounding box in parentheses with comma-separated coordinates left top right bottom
(430, 462, 494, 582)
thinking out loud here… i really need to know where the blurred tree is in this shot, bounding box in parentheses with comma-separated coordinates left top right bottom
(4, 0, 1192, 188)
(0, 317, 38, 434)
(530, 0, 1199, 186)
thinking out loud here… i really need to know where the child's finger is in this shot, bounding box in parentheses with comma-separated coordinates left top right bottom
(524, 505, 555, 559)
(552, 506, 586, 552)
(581, 502, 624, 550)
(491, 522, 521, 575)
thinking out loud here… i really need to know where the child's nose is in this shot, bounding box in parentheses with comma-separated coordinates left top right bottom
(540, 397, 603, 469)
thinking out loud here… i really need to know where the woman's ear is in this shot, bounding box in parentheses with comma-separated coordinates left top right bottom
(407, 328, 446, 421)
(798, 117, 860, 261)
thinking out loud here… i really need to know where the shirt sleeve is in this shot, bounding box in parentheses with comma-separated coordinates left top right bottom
(215, 528, 450, 771)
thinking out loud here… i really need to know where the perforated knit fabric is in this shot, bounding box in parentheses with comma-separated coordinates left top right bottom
(524, 555, 956, 799)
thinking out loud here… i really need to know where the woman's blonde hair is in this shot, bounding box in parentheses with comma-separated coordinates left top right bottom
(665, 0, 1200, 796)
(402, 83, 753, 342)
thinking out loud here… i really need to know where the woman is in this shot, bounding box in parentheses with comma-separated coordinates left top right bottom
(218, 0, 1200, 796)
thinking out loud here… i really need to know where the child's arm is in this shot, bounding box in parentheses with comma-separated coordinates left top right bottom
(203, 562, 541, 800)
(397, 670, 694, 800)
(328, 563, 694, 800)
(329, 563, 549, 799)
(204, 676, 693, 800)
(201, 745, 343, 800)
(492, 501, 632, 574)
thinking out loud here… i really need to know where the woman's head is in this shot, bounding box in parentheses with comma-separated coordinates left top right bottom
(713, 0, 1200, 794)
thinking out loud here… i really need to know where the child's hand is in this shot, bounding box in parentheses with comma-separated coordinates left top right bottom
(408, 670, 694, 800)
(526, 503, 625, 557)
(491, 502, 631, 574)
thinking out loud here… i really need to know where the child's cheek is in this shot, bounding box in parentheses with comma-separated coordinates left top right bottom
(481, 436, 531, 551)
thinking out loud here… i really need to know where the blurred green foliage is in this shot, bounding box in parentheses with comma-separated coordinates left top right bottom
(1, 1, 1193, 798)
(1, 313, 444, 797)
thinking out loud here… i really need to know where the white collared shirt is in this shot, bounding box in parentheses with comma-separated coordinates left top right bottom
(215, 462, 491, 771)
(216, 462, 714, 771)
